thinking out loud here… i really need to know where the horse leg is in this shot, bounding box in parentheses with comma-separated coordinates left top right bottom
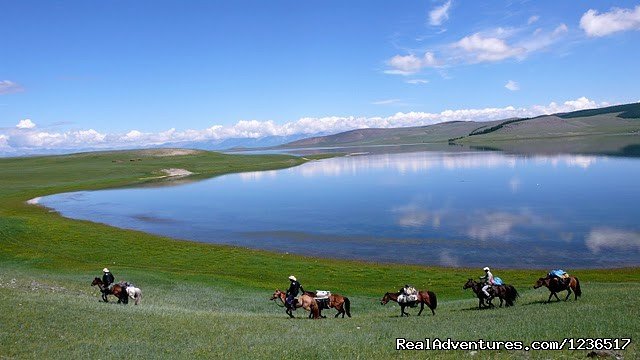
(564, 288, 572, 301)
(417, 302, 424, 316)
(553, 292, 561, 301)
(546, 292, 554, 303)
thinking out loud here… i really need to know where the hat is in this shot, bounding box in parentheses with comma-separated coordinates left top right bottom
(288, 275, 297, 281)
(483, 267, 490, 271)
(103, 268, 110, 273)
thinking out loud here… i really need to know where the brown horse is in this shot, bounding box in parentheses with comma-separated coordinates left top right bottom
(91, 277, 127, 303)
(270, 289, 320, 319)
(463, 279, 518, 308)
(534, 276, 581, 303)
(303, 291, 351, 318)
(380, 290, 437, 317)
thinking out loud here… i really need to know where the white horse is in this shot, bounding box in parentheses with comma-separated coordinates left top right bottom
(126, 286, 142, 305)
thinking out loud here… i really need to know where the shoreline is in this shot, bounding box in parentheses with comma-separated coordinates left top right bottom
(16, 149, 639, 273)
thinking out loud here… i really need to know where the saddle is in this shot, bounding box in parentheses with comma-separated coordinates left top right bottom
(314, 290, 331, 309)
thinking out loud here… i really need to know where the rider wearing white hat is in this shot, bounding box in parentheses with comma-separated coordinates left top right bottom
(480, 267, 495, 298)
(102, 268, 115, 288)
(285, 275, 304, 308)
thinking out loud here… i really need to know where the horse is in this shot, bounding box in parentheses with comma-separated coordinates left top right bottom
(91, 277, 127, 303)
(463, 279, 518, 309)
(303, 291, 351, 318)
(270, 289, 320, 319)
(126, 285, 143, 305)
(380, 290, 437, 317)
(534, 276, 581, 303)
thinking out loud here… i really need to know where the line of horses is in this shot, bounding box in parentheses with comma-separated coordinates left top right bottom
(91, 277, 142, 305)
(270, 274, 582, 319)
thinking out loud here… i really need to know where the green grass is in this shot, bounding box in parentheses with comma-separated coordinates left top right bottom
(1, 149, 639, 359)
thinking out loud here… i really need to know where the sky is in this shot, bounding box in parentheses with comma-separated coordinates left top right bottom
(1, 0, 640, 154)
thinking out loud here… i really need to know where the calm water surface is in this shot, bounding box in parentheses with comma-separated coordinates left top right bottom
(40, 151, 640, 268)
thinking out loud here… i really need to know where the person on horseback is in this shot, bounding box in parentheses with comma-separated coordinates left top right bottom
(285, 275, 304, 308)
(102, 268, 114, 289)
(480, 267, 495, 298)
(99, 268, 115, 300)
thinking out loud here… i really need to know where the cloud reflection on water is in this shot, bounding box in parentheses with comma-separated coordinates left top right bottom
(586, 228, 640, 254)
(291, 152, 600, 178)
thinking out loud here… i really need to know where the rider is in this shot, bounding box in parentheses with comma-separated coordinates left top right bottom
(285, 275, 304, 308)
(99, 268, 115, 299)
(102, 268, 115, 289)
(480, 267, 495, 298)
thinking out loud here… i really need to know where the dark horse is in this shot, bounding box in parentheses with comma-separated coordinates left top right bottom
(534, 276, 581, 303)
(304, 291, 352, 318)
(91, 277, 127, 303)
(463, 279, 518, 309)
(380, 290, 437, 317)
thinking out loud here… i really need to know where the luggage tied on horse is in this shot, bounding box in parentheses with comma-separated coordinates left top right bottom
(314, 290, 331, 309)
(493, 277, 504, 286)
(548, 269, 569, 279)
(398, 286, 418, 304)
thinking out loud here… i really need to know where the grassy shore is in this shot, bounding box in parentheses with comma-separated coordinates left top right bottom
(1, 149, 638, 359)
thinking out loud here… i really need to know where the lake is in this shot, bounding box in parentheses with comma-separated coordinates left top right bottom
(39, 150, 640, 269)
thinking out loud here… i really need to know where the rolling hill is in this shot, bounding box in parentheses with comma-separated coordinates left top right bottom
(279, 102, 640, 155)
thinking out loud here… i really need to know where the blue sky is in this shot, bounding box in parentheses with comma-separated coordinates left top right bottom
(1, 1, 639, 154)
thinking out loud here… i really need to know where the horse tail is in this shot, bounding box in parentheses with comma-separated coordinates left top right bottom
(344, 297, 351, 317)
(574, 277, 582, 298)
(427, 291, 437, 310)
(506, 285, 518, 306)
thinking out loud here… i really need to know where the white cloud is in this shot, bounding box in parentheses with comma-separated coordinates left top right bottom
(513, 23, 569, 55)
(385, 52, 439, 75)
(454, 33, 525, 62)
(371, 99, 403, 105)
(527, 15, 540, 25)
(505, 80, 519, 91)
(123, 130, 143, 141)
(0, 80, 24, 95)
(0, 97, 614, 154)
(405, 79, 429, 85)
(580, 5, 640, 37)
(16, 119, 36, 129)
(429, 0, 452, 26)
(0, 134, 10, 149)
(553, 23, 569, 36)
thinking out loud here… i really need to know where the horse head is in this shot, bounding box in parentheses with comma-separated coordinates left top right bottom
(380, 292, 391, 305)
(270, 289, 283, 301)
(463, 278, 475, 290)
(91, 277, 102, 286)
(533, 277, 547, 289)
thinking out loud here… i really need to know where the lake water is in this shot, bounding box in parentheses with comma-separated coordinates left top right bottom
(39, 151, 640, 268)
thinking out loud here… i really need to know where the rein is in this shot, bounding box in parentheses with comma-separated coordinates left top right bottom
(272, 294, 286, 308)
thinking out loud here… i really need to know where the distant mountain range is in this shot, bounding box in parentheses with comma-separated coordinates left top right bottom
(4, 103, 639, 158)
(277, 102, 640, 156)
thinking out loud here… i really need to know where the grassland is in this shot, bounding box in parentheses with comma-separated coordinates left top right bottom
(1, 149, 639, 359)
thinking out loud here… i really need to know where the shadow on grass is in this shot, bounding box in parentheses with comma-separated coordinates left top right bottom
(520, 299, 575, 306)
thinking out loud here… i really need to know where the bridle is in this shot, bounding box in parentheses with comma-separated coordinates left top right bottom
(270, 292, 286, 308)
